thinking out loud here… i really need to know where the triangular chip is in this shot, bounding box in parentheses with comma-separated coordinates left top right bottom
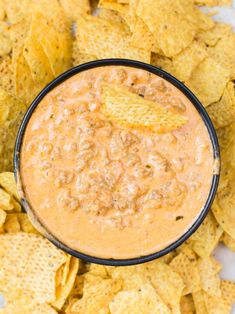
(101, 84, 187, 133)
(0, 172, 20, 201)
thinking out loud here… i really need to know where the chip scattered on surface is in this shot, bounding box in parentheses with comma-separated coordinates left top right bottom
(101, 84, 188, 133)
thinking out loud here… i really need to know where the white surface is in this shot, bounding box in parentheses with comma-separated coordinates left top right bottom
(0, 2, 235, 312)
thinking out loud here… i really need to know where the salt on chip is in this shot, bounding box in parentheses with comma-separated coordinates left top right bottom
(109, 283, 170, 314)
(172, 41, 208, 82)
(75, 14, 150, 62)
(4, 213, 21, 233)
(69, 273, 122, 314)
(0, 232, 67, 304)
(170, 251, 201, 295)
(188, 212, 223, 258)
(52, 257, 79, 309)
(186, 57, 230, 107)
(0, 172, 20, 201)
(101, 84, 187, 133)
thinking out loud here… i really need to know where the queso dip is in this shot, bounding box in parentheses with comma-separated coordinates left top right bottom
(20, 66, 214, 259)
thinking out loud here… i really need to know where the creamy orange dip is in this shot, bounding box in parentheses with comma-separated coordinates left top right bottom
(20, 66, 214, 259)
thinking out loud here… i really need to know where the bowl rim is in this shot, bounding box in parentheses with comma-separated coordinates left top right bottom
(14, 58, 220, 266)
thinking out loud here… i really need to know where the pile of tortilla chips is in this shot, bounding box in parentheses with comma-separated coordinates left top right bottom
(0, 0, 235, 313)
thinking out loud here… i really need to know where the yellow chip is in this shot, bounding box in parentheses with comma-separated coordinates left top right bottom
(97, 8, 129, 32)
(217, 122, 235, 152)
(192, 290, 208, 314)
(72, 40, 97, 66)
(88, 263, 110, 278)
(52, 257, 79, 309)
(69, 274, 122, 313)
(188, 212, 223, 258)
(0, 172, 20, 201)
(59, 0, 90, 21)
(207, 81, 235, 129)
(0, 55, 14, 95)
(197, 257, 222, 297)
(136, 0, 210, 57)
(0, 21, 11, 57)
(222, 232, 235, 252)
(197, 22, 232, 47)
(109, 283, 171, 314)
(221, 280, 235, 309)
(0, 187, 14, 211)
(172, 41, 208, 82)
(0, 89, 26, 172)
(151, 53, 174, 74)
(0, 232, 67, 304)
(23, 14, 55, 88)
(170, 251, 201, 295)
(180, 295, 195, 314)
(203, 291, 230, 314)
(208, 32, 235, 79)
(0, 290, 58, 314)
(4, 213, 21, 233)
(75, 14, 150, 62)
(194, 0, 232, 6)
(16, 213, 39, 234)
(101, 84, 187, 133)
(0, 208, 6, 227)
(186, 57, 230, 107)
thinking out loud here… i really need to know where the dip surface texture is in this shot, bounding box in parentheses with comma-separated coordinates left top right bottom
(20, 66, 214, 259)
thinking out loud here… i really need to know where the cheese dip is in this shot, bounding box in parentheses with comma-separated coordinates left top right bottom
(20, 66, 214, 259)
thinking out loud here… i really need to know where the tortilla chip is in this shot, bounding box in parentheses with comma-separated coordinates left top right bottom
(3, 213, 21, 232)
(196, 22, 232, 47)
(0, 290, 58, 314)
(97, 8, 129, 32)
(72, 40, 97, 66)
(88, 263, 110, 278)
(15, 213, 39, 234)
(192, 290, 208, 314)
(69, 274, 122, 313)
(0, 232, 67, 304)
(221, 280, 235, 309)
(186, 57, 230, 107)
(172, 41, 208, 81)
(207, 81, 235, 129)
(147, 262, 184, 314)
(0, 89, 26, 172)
(170, 251, 201, 295)
(0, 172, 19, 201)
(109, 283, 171, 314)
(0, 56, 14, 95)
(0, 21, 11, 57)
(52, 257, 79, 309)
(208, 32, 235, 79)
(222, 232, 235, 252)
(23, 14, 55, 88)
(32, 12, 72, 78)
(59, 0, 90, 21)
(75, 14, 150, 62)
(136, 0, 210, 57)
(111, 266, 148, 290)
(188, 212, 223, 257)
(0, 187, 14, 211)
(101, 84, 187, 133)
(194, 0, 232, 6)
(217, 122, 235, 152)
(203, 291, 230, 314)
(0, 208, 6, 227)
(197, 257, 222, 297)
(180, 295, 195, 314)
(151, 53, 174, 73)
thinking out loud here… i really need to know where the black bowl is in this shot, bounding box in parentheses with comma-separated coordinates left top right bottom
(14, 59, 220, 266)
